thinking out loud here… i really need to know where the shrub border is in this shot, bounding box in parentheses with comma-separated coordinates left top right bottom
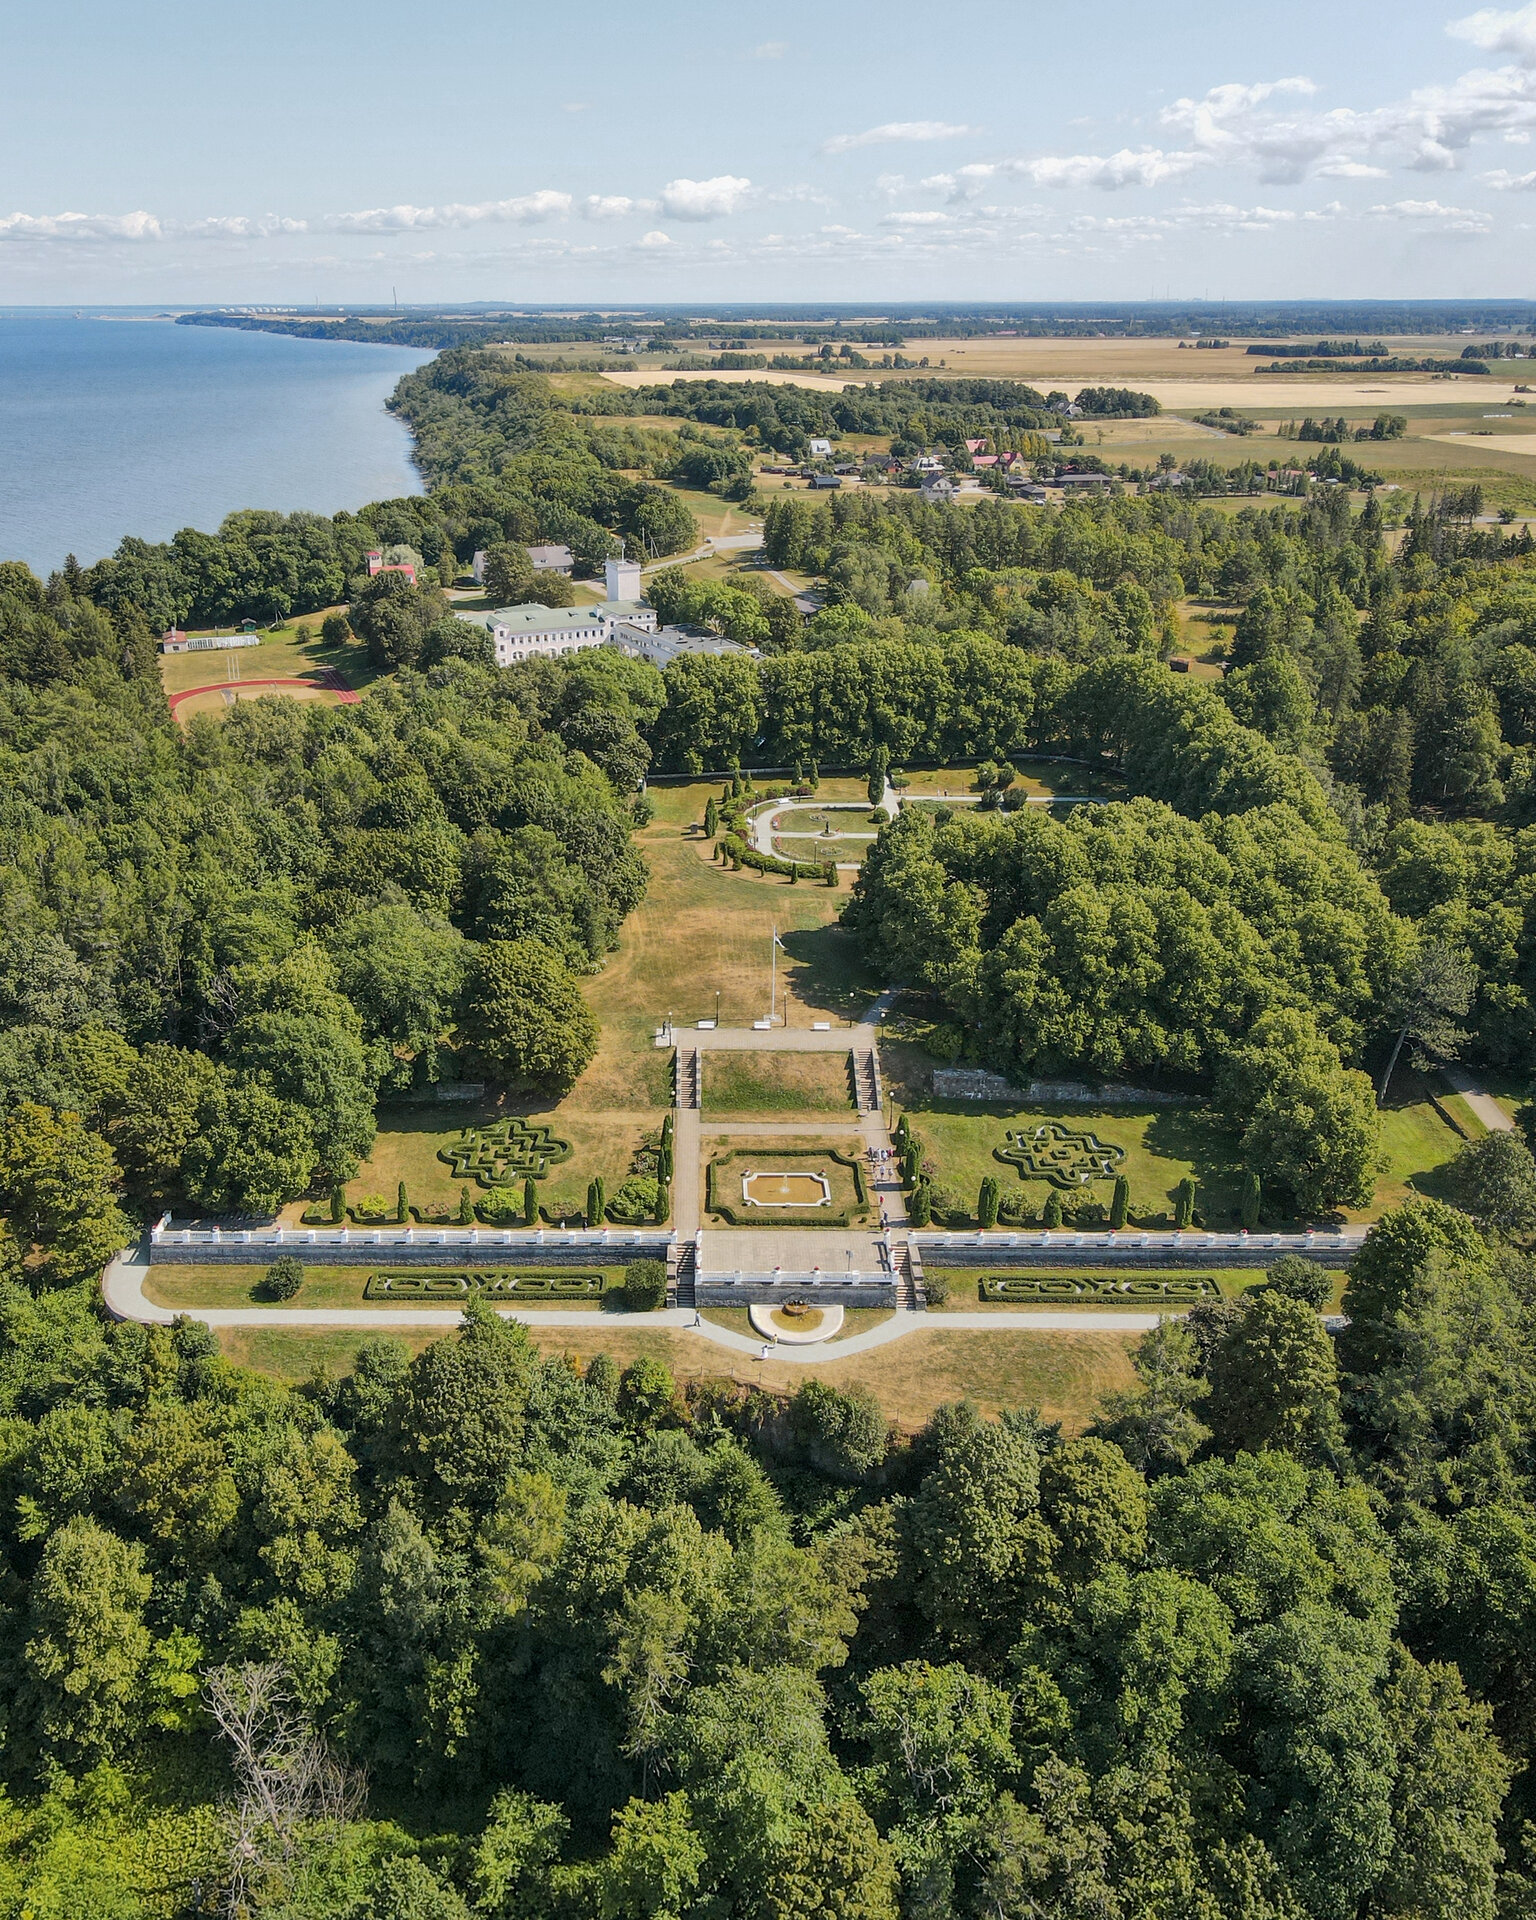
(705, 1145, 869, 1228)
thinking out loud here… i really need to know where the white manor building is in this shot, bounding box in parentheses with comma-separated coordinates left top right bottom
(455, 555, 657, 666)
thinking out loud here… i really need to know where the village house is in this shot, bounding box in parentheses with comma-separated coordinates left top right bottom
(365, 549, 417, 585)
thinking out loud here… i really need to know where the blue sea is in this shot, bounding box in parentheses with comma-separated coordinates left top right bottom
(0, 310, 433, 573)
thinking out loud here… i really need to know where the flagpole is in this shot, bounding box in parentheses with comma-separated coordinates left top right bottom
(770, 923, 777, 1024)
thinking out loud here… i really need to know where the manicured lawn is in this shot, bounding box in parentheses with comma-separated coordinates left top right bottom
(772, 835, 872, 862)
(703, 1135, 869, 1227)
(158, 618, 381, 699)
(145, 1264, 639, 1310)
(573, 780, 879, 1110)
(703, 1052, 853, 1115)
(899, 1100, 1246, 1228)
(923, 1266, 1349, 1313)
(316, 1104, 662, 1228)
(217, 1328, 439, 1380)
(802, 1329, 1138, 1432)
(1360, 1096, 1469, 1217)
(896, 759, 1126, 801)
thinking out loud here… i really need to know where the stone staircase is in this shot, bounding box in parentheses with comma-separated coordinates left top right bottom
(893, 1238, 925, 1310)
(670, 1240, 697, 1309)
(852, 1048, 881, 1114)
(675, 1047, 700, 1110)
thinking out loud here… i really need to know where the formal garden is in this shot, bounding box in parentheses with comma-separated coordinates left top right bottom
(302, 1110, 674, 1230)
(141, 1263, 644, 1311)
(977, 1271, 1222, 1304)
(890, 1083, 1473, 1230)
(705, 1140, 870, 1227)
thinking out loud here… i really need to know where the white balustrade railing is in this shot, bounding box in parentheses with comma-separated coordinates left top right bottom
(912, 1227, 1367, 1252)
(150, 1217, 675, 1254)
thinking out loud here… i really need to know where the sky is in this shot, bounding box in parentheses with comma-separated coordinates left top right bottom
(4, 0, 1536, 304)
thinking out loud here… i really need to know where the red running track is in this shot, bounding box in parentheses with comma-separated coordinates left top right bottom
(167, 672, 360, 714)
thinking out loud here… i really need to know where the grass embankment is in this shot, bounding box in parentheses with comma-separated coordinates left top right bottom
(703, 1053, 854, 1115)
(887, 1059, 1467, 1229)
(145, 1264, 639, 1311)
(701, 1308, 894, 1342)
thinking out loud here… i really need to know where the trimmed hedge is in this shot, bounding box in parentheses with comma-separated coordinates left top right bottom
(979, 1271, 1220, 1304)
(705, 1145, 869, 1227)
(438, 1118, 573, 1187)
(718, 834, 833, 883)
(364, 1270, 606, 1299)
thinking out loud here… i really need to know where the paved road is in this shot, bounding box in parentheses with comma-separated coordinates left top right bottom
(644, 530, 763, 572)
(1443, 1065, 1516, 1133)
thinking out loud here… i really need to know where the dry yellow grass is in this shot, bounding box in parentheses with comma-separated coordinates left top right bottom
(513, 1326, 1135, 1433)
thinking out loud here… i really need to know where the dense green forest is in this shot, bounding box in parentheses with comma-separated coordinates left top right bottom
(0, 1204, 1534, 1916)
(0, 559, 658, 1228)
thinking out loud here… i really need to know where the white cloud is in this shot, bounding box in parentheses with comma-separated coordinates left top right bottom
(0, 209, 164, 242)
(637, 229, 673, 248)
(820, 120, 976, 155)
(1313, 159, 1391, 177)
(1019, 147, 1204, 188)
(561, 101, 590, 113)
(1448, 2, 1536, 62)
(881, 209, 951, 225)
(658, 175, 752, 219)
(983, 54, 1536, 195)
(1486, 163, 1536, 182)
(327, 191, 571, 232)
(185, 214, 311, 237)
(581, 195, 658, 219)
(1367, 196, 1493, 227)
(752, 40, 787, 58)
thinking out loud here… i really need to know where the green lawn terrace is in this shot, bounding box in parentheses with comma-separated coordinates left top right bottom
(891, 1076, 1471, 1231)
(284, 1099, 667, 1231)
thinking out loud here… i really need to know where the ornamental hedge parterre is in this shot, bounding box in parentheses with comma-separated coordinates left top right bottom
(438, 1118, 574, 1186)
(995, 1122, 1127, 1190)
(979, 1271, 1220, 1302)
(363, 1269, 606, 1298)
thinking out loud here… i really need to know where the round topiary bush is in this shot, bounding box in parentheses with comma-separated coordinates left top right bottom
(624, 1259, 667, 1312)
(264, 1255, 304, 1300)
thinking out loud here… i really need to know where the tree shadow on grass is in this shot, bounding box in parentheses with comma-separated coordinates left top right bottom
(1143, 1107, 1246, 1224)
(779, 925, 881, 1021)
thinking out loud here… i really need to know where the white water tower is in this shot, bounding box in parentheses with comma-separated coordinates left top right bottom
(605, 557, 642, 602)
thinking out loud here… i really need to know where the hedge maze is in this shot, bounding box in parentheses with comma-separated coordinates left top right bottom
(979, 1271, 1219, 1304)
(438, 1119, 573, 1187)
(364, 1270, 604, 1299)
(995, 1122, 1125, 1190)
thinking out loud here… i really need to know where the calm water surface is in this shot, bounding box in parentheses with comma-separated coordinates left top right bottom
(0, 313, 432, 571)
